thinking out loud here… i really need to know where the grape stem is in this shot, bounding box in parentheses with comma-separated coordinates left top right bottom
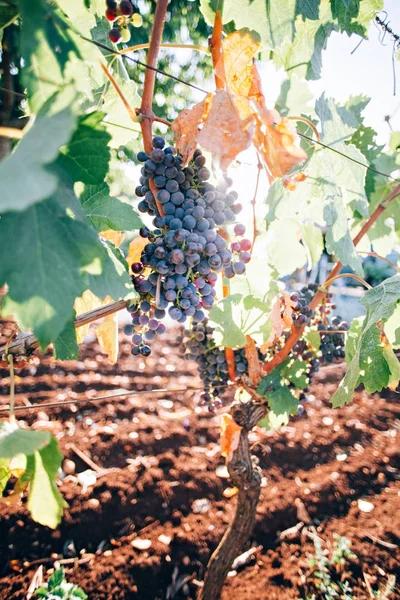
(321, 273, 372, 290)
(263, 182, 400, 374)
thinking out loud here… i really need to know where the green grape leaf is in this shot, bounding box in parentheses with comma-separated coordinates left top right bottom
(360, 275, 400, 323)
(0, 423, 51, 459)
(18, 0, 82, 111)
(345, 317, 363, 363)
(0, 458, 10, 496)
(258, 412, 289, 430)
(48, 568, 65, 590)
(385, 306, 400, 349)
(257, 365, 299, 418)
(275, 76, 314, 117)
(273, 7, 335, 80)
(284, 359, 309, 389)
(53, 315, 79, 360)
(208, 263, 278, 348)
(305, 329, 321, 351)
(265, 219, 308, 275)
(86, 241, 134, 301)
(79, 183, 143, 232)
(102, 75, 141, 148)
(358, 326, 390, 393)
(58, 112, 111, 185)
(382, 344, 400, 390)
(22, 437, 67, 529)
(265, 96, 366, 274)
(0, 198, 131, 348)
(0, 88, 78, 214)
(301, 223, 324, 268)
(332, 275, 400, 407)
(331, 0, 384, 37)
(0, 4, 18, 29)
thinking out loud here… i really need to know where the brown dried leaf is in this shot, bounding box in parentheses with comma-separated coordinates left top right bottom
(171, 95, 212, 165)
(197, 91, 254, 169)
(244, 335, 262, 386)
(99, 229, 125, 248)
(216, 30, 260, 97)
(220, 413, 242, 461)
(261, 292, 296, 351)
(253, 104, 307, 182)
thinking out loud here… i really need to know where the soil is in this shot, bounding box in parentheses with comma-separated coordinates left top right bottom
(0, 322, 399, 600)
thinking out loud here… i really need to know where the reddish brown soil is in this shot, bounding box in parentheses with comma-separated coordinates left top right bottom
(0, 324, 399, 599)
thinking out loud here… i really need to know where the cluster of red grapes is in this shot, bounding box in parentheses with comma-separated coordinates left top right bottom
(124, 136, 250, 357)
(179, 321, 248, 411)
(290, 284, 318, 327)
(105, 0, 142, 44)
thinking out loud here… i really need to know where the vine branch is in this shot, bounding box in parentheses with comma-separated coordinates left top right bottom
(138, 0, 169, 218)
(0, 299, 129, 361)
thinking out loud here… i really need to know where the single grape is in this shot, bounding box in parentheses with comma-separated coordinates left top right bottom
(240, 239, 252, 252)
(108, 27, 122, 43)
(120, 28, 131, 43)
(123, 324, 134, 336)
(233, 261, 246, 275)
(119, 0, 133, 15)
(105, 9, 117, 21)
(234, 223, 246, 236)
(140, 345, 152, 357)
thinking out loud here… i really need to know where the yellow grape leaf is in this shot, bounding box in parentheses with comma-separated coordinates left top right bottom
(220, 413, 242, 461)
(197, 91, 254, 169)
(217, 30, 260, 98)
(100, 229, 125, 248)
(171, 95, 212, 165)
(261, 292, 295, 351)
(96, 295, 118, 364)
(74, 289, 102, 344)
(74, 291, 119, 362)
(253, 104, 307, 182)
(126, 236, 148, 268)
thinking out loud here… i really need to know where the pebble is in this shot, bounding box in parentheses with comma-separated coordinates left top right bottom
(131, 538, 152, 550)
(87, 498, 100, 510)
(192, 498, 211, 514)
(62, 459, 76, 475)
(358, 499, 374, 513)
(158, 534, 171, 546)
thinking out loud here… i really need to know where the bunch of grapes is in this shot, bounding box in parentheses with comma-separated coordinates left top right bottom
(105, 0, 142, 44)
(179, 321, 248, 411)
(123, 302, 166, 357)
(124, 136, 249, 357)
(290, 283, 318, 327)
(317, 316, 348, 364)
